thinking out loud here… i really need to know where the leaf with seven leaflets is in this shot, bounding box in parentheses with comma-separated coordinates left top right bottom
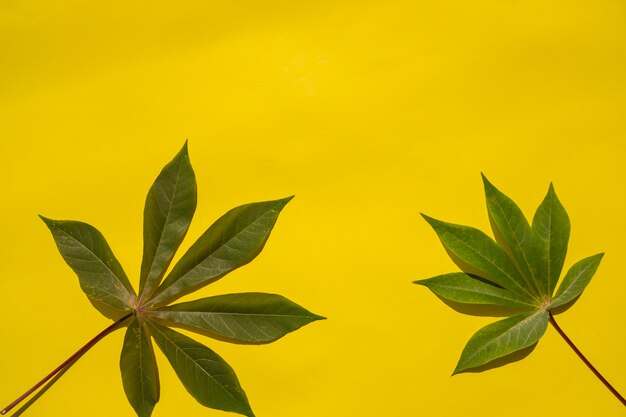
(416, 176, 604, 373)
(9, 142, 324, 417)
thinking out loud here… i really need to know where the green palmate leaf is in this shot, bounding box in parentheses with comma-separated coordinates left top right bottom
(415, 177, 625, 404)
(421, 214, 536, 302)
(454, 310, 549, 374)
(414, 273, 534, 308)
(120, 318, 160, 417)
(2, 143, 323, 417)
(551, 253, 604, 309)
(147, 321, 254, 417)
(148, 197, 293, 306)
(139, 141, 197, 300)
(482, 175, 545, 296)
(532, 184, 570, 296)
(151, 292, 325, 344)
(40, 217, 136, 320)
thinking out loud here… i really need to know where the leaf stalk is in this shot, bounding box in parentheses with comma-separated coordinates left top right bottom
(1, 312, 133, 415)
(548, 310, 626, 407)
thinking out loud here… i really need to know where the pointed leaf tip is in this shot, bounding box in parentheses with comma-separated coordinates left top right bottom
(180, 140, 189, 153)
(420, 213, 436, 225)
(39, 214, 55, 226)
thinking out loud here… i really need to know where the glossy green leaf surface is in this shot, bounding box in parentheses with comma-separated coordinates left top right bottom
(120, 318, 160, 417)
(40, 216, 136, 319)
(532, 184, 570, 295)
(33, 144, 322, 417)
(421, 214, 535, 301)
(414, 273, 534, 308)
(418, 176, 604, 373)
(551, 253, 604, 309)
(147, 321, 254, 417)
(139, 141, 197, 300)
(152, 292, 325, 344)
(149, 197, 293, 306)
(454, 310, 549, 373)
(482, 175, 545, 296)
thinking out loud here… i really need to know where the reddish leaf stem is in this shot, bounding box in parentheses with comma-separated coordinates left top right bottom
(1, 312, 133, 415)
(549, 311, 626, 407)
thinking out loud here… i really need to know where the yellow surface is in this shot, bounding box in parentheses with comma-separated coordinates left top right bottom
(1, 1, 625, 416)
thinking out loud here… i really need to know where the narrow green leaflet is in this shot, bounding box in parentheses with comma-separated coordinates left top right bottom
(40, 217, 136, 320)
(414, 273, 534, 308)
(149, 197, 293, 306)
(421, 214, 536, 301)
(139, 141, 197, 300)
(532, 184, 570, 295)
(147, 321, 254, 417)
(120, 318, 160, 417)
(551, 253, 604, 309)
(482, 175, 544, 296)
(454, 310, 549, 374)
(151, 292, 325, 344)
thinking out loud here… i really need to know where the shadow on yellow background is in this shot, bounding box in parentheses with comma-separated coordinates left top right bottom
(1, 1, 625, 416)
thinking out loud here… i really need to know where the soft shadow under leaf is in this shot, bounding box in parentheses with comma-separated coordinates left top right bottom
(438, 296, 530, 317)
(454, 343, 538, 374)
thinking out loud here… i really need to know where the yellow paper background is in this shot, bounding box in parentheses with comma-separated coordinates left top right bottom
(1, 1, 625, 416)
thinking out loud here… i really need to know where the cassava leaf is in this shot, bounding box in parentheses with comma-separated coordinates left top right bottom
(1, 143, 324, 417)
(148, 197, 293, 306)
(482, 174, 545, 296)
(421, 214, 536, 301)
(150, 292, 326, 344)
(551, 253, 604, 309)
(454, 310, 549, 374)
(147, 321, 254, 417)
(414, 273, 534, 308)
(120, 318, 160, 417)
(139, 141, 197, 300)
(40, 216, 136, 320)
(417, 176, 610, 386)
(532, 184, 570, 296)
